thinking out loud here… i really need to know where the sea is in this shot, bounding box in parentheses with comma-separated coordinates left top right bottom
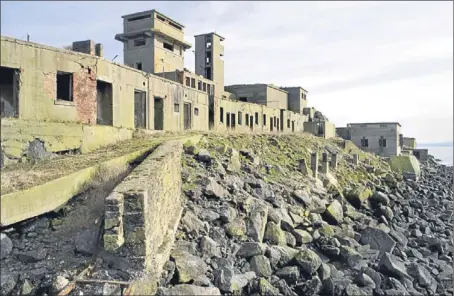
(417, 145, 453, 167)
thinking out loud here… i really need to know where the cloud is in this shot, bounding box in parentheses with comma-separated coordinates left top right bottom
(1, 1, 452, 143)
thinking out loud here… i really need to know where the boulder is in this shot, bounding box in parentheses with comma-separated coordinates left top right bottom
(237, 242, 266, 258)
(196, 149, 212, 163)
(354, 272, 376, 289)
(295, 249, 322, 275)
(21, 279, 34, 295)
(370, 191, 390, 207)
(227, 149, 241, 172)
(295, 276, 322, 296)
(202, 177, 228, 199)
(339, 246, 363, 268)
(264, 221, 286, 245)
(225, 218, 247, 238)
(345, 187, 373, 208)
(379, 252, 411, 280)
(247, 200, 269, 242)
(171, 249, 209, 283)
(181, 211, 206, 236)
(360, 227, 396, 253)
(0, 273, 17, 296)
(292, 229, 313, 245)
(0, 233, 13, 260)
(268, 245, 299, 267)
(52, 276, 69, 294)
(17, 249, 47, 263)
(220, 206, 237, 223)
(275, 266, 300, 285)
(257, 278, 279, 296)
(199, 236, 221, 258)
(324, 200, 344, 224)
(159, 285, 221, 295)
(250, 255, 272, 277)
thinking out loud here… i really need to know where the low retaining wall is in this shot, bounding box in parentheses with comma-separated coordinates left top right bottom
(0, 148, 151, 226)
(103, 136, 201, 295)
(0, 118, 134, 167)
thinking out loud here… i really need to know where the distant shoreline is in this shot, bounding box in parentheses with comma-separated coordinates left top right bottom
(418, 142, 453, 148)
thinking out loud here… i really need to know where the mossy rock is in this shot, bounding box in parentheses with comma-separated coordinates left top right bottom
(264, 221, 286, 245)
(225, 218, 247, 239)
(318, 224, 335, 238)
(345, 187, 373, 208)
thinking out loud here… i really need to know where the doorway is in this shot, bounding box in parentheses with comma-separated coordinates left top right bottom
(154, 97, 164, 130)
(0, 66, 20, 118)
(96, 80, 113, 125)
(184, 102, 191, 130)
(134, 90, 147, 129)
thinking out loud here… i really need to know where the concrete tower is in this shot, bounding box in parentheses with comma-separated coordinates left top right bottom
(115, 9, 192, 74)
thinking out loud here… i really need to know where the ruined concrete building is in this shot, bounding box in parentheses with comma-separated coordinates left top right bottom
(0, 9, 336, 166)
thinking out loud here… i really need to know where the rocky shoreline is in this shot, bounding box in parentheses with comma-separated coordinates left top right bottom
(156, 136, 453, 296)
(0, 134, 452, 296)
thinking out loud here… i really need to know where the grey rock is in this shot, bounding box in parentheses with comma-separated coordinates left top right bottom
(0, 233, 13, 260)
(200, 236, 221, 258)
(17, 249, 47, 263)
(21, 279, 34, 295)
(220, 206, 237, 223)
(344, 284, 373, 296)
(74, 226, 101, 256)
(268, 245, 299, 267)
(360, 226, 396, 253)
(274, 279, 298, 296)
(379, 252, 411, 280)
(318, 263, 331, 281)
(355, 272, 376, 288)
(102, 283, 121, 295)
(292, 229, 313, 245)
(247, 200, 269, 242)
(295, 276, 322, 296)
(324, 200, 344, 224)
(197, 149, 212, 163)
(182, 211, 206, 236)
(52, 276, 69, 294)
(322, 277, 352, 296)
(276, 266, 300, 285)
(237, 242, 266, 258)
(293, 190, 312, 206)
(202, 177, 228, 199)
(285, 231, 296, 247)
(264, 221, 286, 245)
(0, 273, 17, 296)
(295, 249, 322, 275)
(371, 191, 390, 207)
(213, 262, 235, 293)
(159, 284, 221, 295)
(231, 272, 256, 292)
(362, 266, 382, 288)
(171, 249, 209, 283)
(250, 255, 272, 277)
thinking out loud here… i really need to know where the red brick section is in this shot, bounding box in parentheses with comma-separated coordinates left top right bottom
(43, 72, 56, 101)
(73, 66, 97, 124)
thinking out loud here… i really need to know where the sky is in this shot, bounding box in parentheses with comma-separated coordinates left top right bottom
(1, 1, 453, 144)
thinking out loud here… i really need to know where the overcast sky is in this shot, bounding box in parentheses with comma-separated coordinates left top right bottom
(2, 1, 452, 143)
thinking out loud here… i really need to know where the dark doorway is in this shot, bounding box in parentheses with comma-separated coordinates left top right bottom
(249, 115, 253, 131)
(0, 66, 20, 118)
(226, 112, 230, 128)
(231, 113, 236, 129)
(292, 121, 295, 132)
(154, 97, 164, 130)
(280, 109, 285, 131)
(56, 71, 73, 101)
(96, 80, 113, 125)
(134, 90, 147, 129)
(184, 102, 191, 130)
(208, 95, 214, 129)
(270, 118, 273, 131)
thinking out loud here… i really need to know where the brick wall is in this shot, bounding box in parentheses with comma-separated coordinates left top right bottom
(103, 139, 184, 282)
(73, 66, 97, 124)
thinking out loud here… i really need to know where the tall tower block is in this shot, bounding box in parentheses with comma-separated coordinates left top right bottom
(115, 9, 192, 74)
(194, 33, 225, 100)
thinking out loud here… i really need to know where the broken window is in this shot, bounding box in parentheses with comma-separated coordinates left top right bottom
(361, 137, 369, 147)
(194, 108, 199, 116)
(220, 107, 224, 123)
(163, 42, 174, 51)
(169, 21, 182, 31)
(156, 15, 166, 22)
(207, 84, 211, 94)
(238, 112, 242, 125)
(174, 103, 180, 113)
(198, 81, 202, 91)
(255, 112, 259, 125)
(273, 116, 277, 127)
(245, 113, 249, 126)
(270, 118, 273, 131)
(379, 137, 387, 147)
(185, 77, 191, 87)
(203, 83, 207, 92)
(206, 52, 212, 64)
(292, 121, 295, 132)
(128, 14, 152, 22)
(263, 114, 266, 126)
(206, 67, 212, 80)
(56, 71, 73, 101)
(287, 119, 290, 128)
(191, 78, 196, 88)
(250, 115, 254, 128)
(226, 112, 231, 127)
(0, 66, 20, 118)
(206, 39, 212, 49)
(231, 113, 236, 128)
(239, 97, 247, 102)
(134, 38, 146, 47)
(135, 62, 142, 70)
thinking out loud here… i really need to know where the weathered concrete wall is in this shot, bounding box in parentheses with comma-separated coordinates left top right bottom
(281, 87, 307, 114)
(403, 137, 417, 149)
(336, 127, 351, 140)
(389, 155, 421, 180)
(304, 121, 336, 139)
(0, 147, 150, 226)
(216, 99, 306, 134)
(1, 36, 209, 133)
(266, 85, 288, 110)
(413, 148, 429, 162)
(349, 123, 401, 157)
(103, 136, 201, 295)
(1, 118, 133, 167)
(225, 84, 288, 110)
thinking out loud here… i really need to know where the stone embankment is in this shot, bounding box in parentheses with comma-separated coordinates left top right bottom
(155, 134, 453, 296)
(0, 133, 452, 296)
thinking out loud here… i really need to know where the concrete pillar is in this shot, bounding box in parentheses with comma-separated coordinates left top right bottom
(330, 153, 338, 169)
(353, 154, 359, 165)
(298, 159, 310, 176)
(311, 152, 319, 178)
(321, 153, 329, 174)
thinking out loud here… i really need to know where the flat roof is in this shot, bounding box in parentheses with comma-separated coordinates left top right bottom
(194, 32, 225, 41)
(115, 28, 192, 49)
(121, 9, 185, 28)
(226, 83, 288, 93)
(281, 86, 308, 93)
(348, 122, 401, 127)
